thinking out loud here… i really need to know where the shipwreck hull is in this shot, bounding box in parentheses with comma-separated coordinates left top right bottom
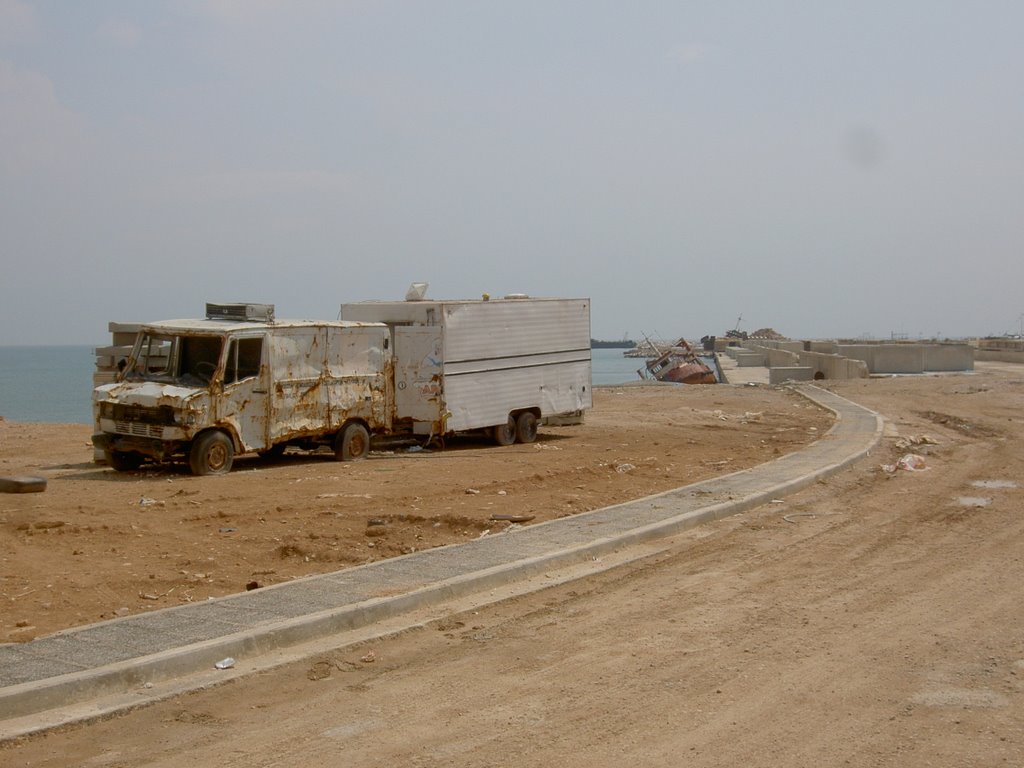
(659, 362, 717, 385)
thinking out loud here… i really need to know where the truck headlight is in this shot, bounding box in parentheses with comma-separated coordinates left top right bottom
(176, 411, 199, 426)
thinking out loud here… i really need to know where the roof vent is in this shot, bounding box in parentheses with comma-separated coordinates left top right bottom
(205, 303, 275, 322)
(405, 282, 429, 301)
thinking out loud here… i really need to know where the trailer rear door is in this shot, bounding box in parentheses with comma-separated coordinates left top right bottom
(394, 326, 443, 433)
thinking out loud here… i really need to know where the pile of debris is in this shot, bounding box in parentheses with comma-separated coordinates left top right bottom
(748, 328, 788, 341)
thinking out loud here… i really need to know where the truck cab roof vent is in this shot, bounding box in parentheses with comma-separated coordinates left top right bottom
(205, 303, 275, 322)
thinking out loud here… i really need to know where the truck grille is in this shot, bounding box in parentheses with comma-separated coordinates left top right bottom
(102, 403, 177, 425)
(115, 421, 164, 438)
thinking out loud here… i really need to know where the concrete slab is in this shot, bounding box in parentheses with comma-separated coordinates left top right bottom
(716, 355, 770, 386)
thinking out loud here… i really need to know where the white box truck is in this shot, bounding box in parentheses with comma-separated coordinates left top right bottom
(340, 294, 592, 438)
(92, 297, 591, 475)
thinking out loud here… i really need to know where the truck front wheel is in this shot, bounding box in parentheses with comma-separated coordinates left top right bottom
(335, 423, 370, 461)
(189, 431, 234, 476)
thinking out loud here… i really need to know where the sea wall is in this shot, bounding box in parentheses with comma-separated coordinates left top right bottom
(720, 337, 978, 382)
(837, 343, 973, 374)
(798, 351, 869, 380)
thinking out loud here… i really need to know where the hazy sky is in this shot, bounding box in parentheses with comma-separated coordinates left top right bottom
(2, 1, 1022, 346)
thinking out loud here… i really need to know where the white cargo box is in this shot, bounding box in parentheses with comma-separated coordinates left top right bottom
(341, 297, 592, 435)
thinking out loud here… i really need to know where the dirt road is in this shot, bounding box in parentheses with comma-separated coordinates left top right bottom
(3, 365, 1024, 766)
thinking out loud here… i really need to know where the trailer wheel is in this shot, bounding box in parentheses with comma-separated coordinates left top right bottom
(492, 416, 516, 446)
(189, 431, 234, 476)
(335, 422, 370, 461)
(515, 411, 538, 444)
(106, 450, 144, 472)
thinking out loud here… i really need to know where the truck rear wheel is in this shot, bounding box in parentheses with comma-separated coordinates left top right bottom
(492, 416, 516, 446)
(515, 411, 538, 444)
(335, 423, 370, 461)
(189, 431, 234, 476)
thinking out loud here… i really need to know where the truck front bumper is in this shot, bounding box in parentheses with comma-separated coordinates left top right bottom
(92, 432, 185, 462)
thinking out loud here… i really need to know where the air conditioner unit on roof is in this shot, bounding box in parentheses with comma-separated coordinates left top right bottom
(205, 303, 275, 322)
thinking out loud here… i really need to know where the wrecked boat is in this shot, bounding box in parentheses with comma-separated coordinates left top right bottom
(637, 338, 722, 384)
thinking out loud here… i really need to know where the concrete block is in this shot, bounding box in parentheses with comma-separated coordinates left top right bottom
(110, 332, 138, 347)
(108, 322, 142, 334)
(845, 358, 870, 378)
(797, 351, 868, 380)
(766, 348, 800, 367)
(94, 345, 134, 358)
(836, 345, 873, 366)
(776, 342, 804, 355)
(770, 367, 815, 384)
(976, 339, 1024, 352)
(975, 349, 1024, 364)
(870, 345, 924, 374)
(543, 412, 585, 426)
(736, 352, 766, 367)
(923, 344, 974, 372)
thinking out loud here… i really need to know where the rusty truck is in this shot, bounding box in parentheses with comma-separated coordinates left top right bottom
(92, 296, 592, 475)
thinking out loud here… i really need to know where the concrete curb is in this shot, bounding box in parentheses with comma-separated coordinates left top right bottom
(0, 384, 882, 736)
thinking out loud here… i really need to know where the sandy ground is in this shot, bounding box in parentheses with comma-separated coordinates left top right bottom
(1, 383, 830, 641)
(3, 364, 1024, 766)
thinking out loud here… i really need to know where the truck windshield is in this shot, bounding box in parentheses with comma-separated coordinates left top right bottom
(123, 333, 224, 386)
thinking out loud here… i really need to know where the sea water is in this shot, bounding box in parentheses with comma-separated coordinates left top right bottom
(0, 346, 96, 424)
(591, 347, 647, 386)
(0, 346, 646, 425)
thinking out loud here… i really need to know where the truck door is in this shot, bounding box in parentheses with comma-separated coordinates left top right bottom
(219, 334, 270, 451)
(394, 326, 443, 434)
